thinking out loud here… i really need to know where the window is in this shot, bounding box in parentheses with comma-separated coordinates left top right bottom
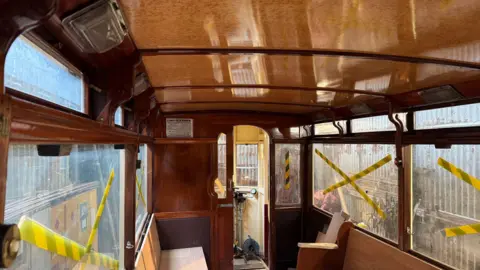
(415, 103, 480, 130)
(313, 144, 398, 242)
(135, 144, 148, 241)
(6, 144, 125, 269)
(236, 144, 258, 186)
(314, 121, 347, 135)
(412, 145, 480, 270)
(275, 144, 301, 207)
(5, 35, 85, 113)
(115, 107, 123, 126)
(351, 114, 406, 133)
(216, 134, 227, 198)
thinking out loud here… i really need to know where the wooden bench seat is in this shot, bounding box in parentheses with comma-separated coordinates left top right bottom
(297, 222, 441, 270)
(136, 216, 208, 270)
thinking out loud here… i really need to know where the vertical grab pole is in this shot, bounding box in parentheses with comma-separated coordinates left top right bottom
(387, 102, 409, 251)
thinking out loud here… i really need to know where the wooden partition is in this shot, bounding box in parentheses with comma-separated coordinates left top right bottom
(136, 216, 161, 270)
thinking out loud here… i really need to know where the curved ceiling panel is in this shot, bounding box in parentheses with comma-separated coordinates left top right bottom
(159, 102, 320, 114)
(121, 0, 480, 63)
(155, 88, 379, 107)
(144, 54, 480, 95)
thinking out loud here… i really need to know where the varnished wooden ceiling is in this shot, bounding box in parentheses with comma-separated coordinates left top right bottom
(119, 0, 480, 116)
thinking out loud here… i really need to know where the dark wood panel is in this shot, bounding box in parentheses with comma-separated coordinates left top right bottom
(275, 209, 302, 270)
(154, 113, 309, 139)
(216, 206, 234, 270)
(156, 216, 212, 268)
(304, 207, 332, 243)
(153, 143, 216, 212)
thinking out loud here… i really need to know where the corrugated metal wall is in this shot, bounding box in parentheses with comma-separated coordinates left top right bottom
(236, 144, 259, 186)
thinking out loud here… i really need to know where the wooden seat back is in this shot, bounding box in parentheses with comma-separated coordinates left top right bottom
(136, 216, 162, 270)
(343, 229, 440, 270)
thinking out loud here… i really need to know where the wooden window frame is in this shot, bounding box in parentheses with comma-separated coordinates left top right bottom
(309, 110, 480, 270)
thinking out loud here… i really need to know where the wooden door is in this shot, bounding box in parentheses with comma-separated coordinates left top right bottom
(216, 130, 234, 269)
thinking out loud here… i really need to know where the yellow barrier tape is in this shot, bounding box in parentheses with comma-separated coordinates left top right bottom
(85, 169, 115, 253)
(323, 154, 392, 194)
(437, 157, 480, 237)
(442, 223, 480, 238)
(18, 216, 118, 269)
(315, 149, 386, 219)
(214, 178, 226, 195)
(438, 158, 480, 192)
(284, 151, 291, 190)
(136, 175, 147, 208)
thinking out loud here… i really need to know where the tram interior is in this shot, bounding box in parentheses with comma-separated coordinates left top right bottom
(1, 0, 480, 270)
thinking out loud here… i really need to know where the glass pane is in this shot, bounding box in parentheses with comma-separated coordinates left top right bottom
(135, 144, 148, 241)
(5, 36, 84, 112)
(275, 144, 301, 207)
(236, 144, 258, 187)
(6, 144, 124, 270)
(352, 114, 406, 133)
(216, 134, 227, 198)
(412, 145, 480, 270)
(313, 144, 398, 242)
(415, 103, 480, 130)
(314, 121, 347, 135)
(115, 107, 123, 126)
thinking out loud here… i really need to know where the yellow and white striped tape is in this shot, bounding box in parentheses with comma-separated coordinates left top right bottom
(136, 175, 147, 209)
(442, 223, 480, 238)
(284, 151, 291, 190)
(315, 149, 386, 219)
(85, 169, 115, 253)
(438, 158, 480, 192)
(323, 154, 392, 194)
(18, 216, 119, 270)
(437, 157, 480, 237)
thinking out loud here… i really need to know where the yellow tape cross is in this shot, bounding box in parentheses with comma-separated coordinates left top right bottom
(18, 216, 119, 269)
(323, 154, 392, 194)
(315, 149, 386, 219)
(437, 158, 480, 237)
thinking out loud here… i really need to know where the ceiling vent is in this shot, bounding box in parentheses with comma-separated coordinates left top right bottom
(418, 85, 463, 104)
(62, 0, 127, 53)
(134, 73, 151, 96)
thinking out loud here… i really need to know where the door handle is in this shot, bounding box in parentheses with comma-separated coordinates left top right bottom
(218, 203, 234, 208)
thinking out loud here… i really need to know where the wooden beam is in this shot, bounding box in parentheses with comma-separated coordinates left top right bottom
(124, 144, 138, 270)
(140, 47, 480, 70)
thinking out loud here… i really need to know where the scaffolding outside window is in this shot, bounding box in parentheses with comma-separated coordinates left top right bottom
(313, 144, 398, 242)
(5, 35, 85, 113)
(415, 103, 480, 130)
(236, 144, 258, 187)
(5, 144, 125, 270)
(412, 145, 480, 270)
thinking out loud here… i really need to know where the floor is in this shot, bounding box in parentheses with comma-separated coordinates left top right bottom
(233, 258, 268, 270)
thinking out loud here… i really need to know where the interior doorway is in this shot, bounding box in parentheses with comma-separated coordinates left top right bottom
(216, 126, 270, 269)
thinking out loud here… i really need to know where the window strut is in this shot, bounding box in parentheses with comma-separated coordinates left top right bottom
(388, 101, 408, 251)
(330, 111, 344, 136)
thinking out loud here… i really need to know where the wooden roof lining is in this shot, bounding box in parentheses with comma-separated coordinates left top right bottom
(143, 54, 480, 95)
(120, 0, 480, 63)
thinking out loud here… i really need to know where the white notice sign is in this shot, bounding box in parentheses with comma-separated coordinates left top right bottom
(166, 118, 193, 138)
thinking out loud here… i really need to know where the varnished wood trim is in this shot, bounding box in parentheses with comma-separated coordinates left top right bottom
(124, 144, 139, 270)
(156, 84, 388, 97)
(159, 101, 330, 108)
(154, 138, 217, 144)
(140, 47, 480, 70)
(154, 211, 214, 219)
(402, 145, 412, 251)
(0, 95, 12, 222)
(9, 96, 152, 144)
